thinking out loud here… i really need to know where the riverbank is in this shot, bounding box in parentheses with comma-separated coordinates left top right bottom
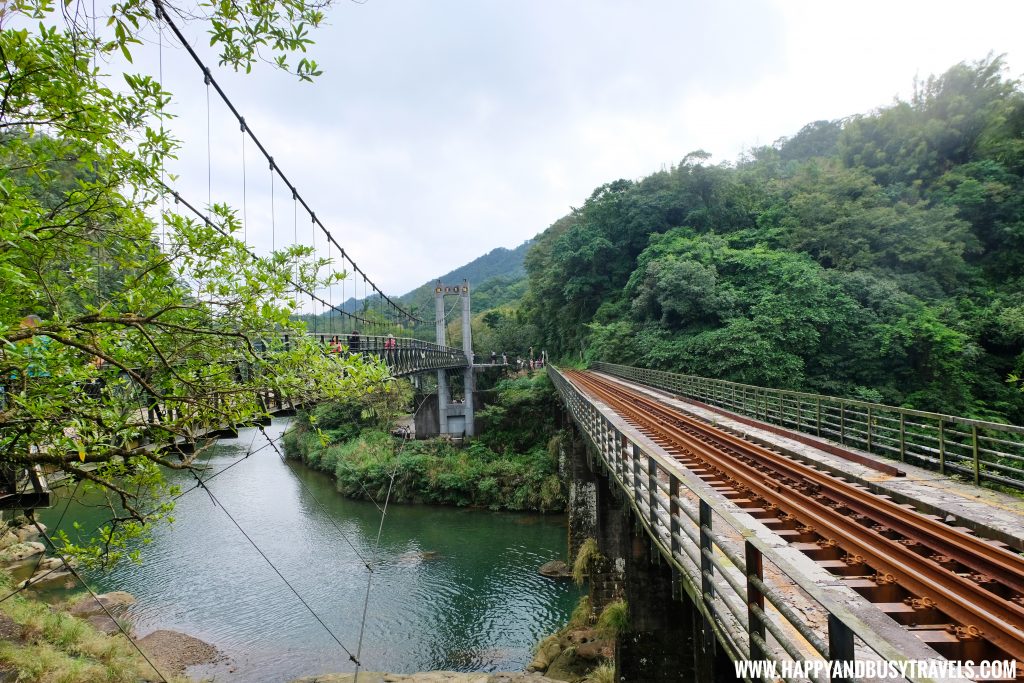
(0, 517, 219, 682)
(284, 374, 566, 512)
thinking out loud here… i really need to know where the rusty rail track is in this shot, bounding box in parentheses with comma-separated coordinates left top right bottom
(566, 369, 1024, 667)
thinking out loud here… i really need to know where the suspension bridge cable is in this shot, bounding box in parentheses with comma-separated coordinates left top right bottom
(205, 67, 212, 208)
(162, 182, 388, 329)
(270, 158, 276, 252)
(188, 473, 362, 666)
(254, 425, 370, 567)
(157, 10, 165, 250)
(353, 424, 409, 682)
(151, 0, 428, 325)
(0, 478, 81, 606)
(241, 120, 248, 245)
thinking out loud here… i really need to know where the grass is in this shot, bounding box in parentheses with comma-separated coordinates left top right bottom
(0, 572, 187, 683)
(572, 538, 602, 585)
(587, 661, 616, 683)
(596, 599, 629, 639)
(566, 595, 593, 629)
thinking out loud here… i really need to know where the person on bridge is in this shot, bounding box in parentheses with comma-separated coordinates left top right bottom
(347, 330, 361, 354)
(328, 336, 343, 354)
(490, 351, 497, 364)
(384, 334, 397, 365)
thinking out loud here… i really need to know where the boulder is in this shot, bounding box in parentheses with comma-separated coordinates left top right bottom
(18, 570, 76, 591)
(0, 532, 18, 551)
(69, 591, 136, 618)
(538, 560, 572, 579)
(0, 542, 45, 564)
(36, 557, 66, 572)
(137, 630, 222, 675)
(14, 522, 44, 543)
(526, 636, 562, 672)
(86, 614, 124, 636)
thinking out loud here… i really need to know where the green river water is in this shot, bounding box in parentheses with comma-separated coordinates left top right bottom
(39, 420, 582, 681)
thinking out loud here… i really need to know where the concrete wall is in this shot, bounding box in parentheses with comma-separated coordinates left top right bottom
(411, 389, 483, 438)
(562, 418, 735, 682)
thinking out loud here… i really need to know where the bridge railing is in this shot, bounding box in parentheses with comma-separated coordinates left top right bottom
(592, 362, 1024, 491)
(276, 333, 468, 376)
(550, 366, 956, 683)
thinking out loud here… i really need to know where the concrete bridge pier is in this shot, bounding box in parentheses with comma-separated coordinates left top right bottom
(563, 420, 732, 682)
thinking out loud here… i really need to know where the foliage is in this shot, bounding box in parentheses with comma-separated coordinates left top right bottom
(595, 599, 629, 639)
(522, 56, 1024, 421)
(475, 373, 560, 453)
(286, 426, 565, 512)
(0, 0, 393, 566)
(572, 537, 602, 585)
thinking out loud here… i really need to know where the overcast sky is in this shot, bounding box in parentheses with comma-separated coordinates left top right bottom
(144, 0, 1024, 299)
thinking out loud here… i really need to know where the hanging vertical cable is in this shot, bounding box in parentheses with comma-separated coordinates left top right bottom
(293, 191, 298, 310)
(270, 158, 275, 253)
(311, 210, 317, 335)
(157, 10, 165, 251)
(205, 68, 212, 209)
(241, 119, 247, 245)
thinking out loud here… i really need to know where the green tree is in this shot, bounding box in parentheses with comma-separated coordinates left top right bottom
(0, 0, 390, 566)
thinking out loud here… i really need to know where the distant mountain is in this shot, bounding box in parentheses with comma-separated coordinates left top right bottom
(303, 240, 531, 330)
(395, 240, 531, 315)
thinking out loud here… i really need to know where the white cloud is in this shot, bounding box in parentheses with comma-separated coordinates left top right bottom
(131, 0, 1024, 296)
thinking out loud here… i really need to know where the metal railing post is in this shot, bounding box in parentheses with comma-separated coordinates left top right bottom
(647, 455, 658, 528)
(899, 412, 906, 461)
(972, 424, 980, 485)
(867, 405, 873, 453)
(828, 614, 855, 683)
(745, 540, 765, 662)
(669, 478, 681, 561)
(699, 500, 715, 650)
(938, 419, 946, 475)
(840, 403, 846, 444)
(632, 444, 642, 503)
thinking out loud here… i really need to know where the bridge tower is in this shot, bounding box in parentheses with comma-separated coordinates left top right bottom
(433, 280, 475, 437)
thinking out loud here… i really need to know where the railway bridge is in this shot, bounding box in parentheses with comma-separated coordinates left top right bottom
(550, 365, 1024, 683)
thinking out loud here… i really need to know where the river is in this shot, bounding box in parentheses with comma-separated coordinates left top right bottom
(40, 420, 582, 681)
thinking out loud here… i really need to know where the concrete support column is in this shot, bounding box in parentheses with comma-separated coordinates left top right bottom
(591, 470, 628, 613)
(435, 286, 448, 435)
(436, 370, 449, 436)
(616, 530, 697, 681)
(564, 422, 597, 561)
(460, 280, 474, 437)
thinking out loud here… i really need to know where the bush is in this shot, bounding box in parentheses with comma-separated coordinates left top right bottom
(596, 600, 629, 639)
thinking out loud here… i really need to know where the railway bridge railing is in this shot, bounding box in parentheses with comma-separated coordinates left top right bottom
(549, 365, 956, 683)
(592, 362, 1024, 492)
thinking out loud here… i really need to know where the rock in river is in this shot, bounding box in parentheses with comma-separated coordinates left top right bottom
(537, 560, 572, 579)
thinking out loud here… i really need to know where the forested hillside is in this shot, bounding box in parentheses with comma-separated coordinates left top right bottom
(397, 241, 531, 314)
(522, 57, 1024, 422)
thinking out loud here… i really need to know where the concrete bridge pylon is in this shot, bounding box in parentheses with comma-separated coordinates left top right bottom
(434, 280, 475, 437)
